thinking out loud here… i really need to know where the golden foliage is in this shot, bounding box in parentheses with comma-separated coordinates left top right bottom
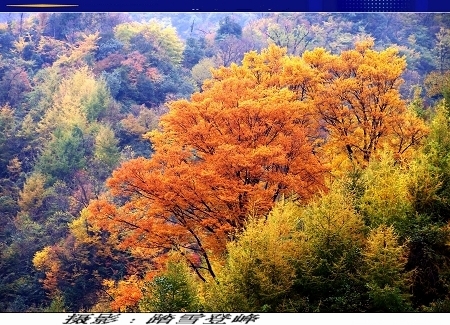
(32, 245, 62, 295)
(37, 66, 110, 138)
(300, 182, 366, 251)
(303, 40, 428, 170)
(114, 20, 184, 65)
(359, 150, 414, 227)
(361, 224, 412, 310)
(362, 224, 409, 286)
(7, 157, 22, 176)
(120, 106, 160, 136)
(54, 32, 100, 69)
(18, 172, 48, 213)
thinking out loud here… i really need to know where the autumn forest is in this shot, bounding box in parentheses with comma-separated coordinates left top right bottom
(1, 12, 450, 313)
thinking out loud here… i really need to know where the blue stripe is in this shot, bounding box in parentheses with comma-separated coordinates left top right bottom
(0, 0, 445, 12)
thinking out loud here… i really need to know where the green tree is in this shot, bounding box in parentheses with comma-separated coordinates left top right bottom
(94, 124, 120, 171)
(82, 78, 110, 122)
(182, 37, 208, 69)
(264, 16, 314, 55)
(215, 16, 242, 41)
(411, 102, 450, 219)
(295, 182, 367, 312)
(358, 150, 414, 228)
(114, 20, 184, 66)
(361, 225, 412, 311)
(0, 105, 16, 178)
(403, 102, 450, 308)
(36, 126, 86, 184)
(139, 254, 199, 312)
(434, 27, 450, 73)
(201, 199, 306, 312)
(191, 57, 215, 89)
(18, 172, 49, 218)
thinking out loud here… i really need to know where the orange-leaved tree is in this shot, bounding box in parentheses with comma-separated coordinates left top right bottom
(85, 45, 327, 282)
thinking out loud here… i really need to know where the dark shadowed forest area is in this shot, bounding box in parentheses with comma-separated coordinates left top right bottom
(1, 12, 450, 313)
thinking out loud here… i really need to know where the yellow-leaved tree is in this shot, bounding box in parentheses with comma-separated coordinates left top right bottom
(200, 199, 306, 312)
(361, 225, 412, 311)
(301, 38, 428, 170)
